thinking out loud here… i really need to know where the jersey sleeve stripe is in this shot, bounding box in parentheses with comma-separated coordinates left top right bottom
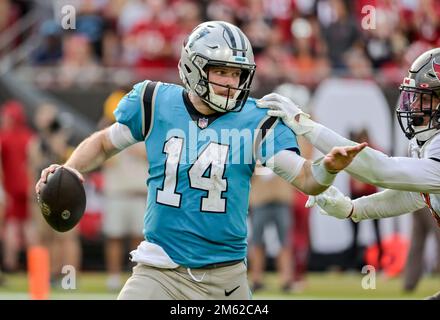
(252, 116, 279, 162)
(141, 80, 160, 140)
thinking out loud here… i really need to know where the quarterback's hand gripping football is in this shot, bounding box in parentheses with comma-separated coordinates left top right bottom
(35, 164, 84, 195)
(305, 185, 354, 219)
(256, 93, 314, 135)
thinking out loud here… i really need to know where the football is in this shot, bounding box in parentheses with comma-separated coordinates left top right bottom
(38, 166, 86, 232)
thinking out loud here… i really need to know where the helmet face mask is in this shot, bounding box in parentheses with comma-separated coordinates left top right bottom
(178, 21, 256, 112)
(397, 86, 440, 140)
(396, 48, 440, 142)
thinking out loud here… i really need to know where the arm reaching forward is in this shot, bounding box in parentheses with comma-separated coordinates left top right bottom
(266, 143, 367, 196)
(257, 93, 440, 193)
(306, 185, 426, 222)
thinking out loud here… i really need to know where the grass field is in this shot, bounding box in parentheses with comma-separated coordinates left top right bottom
(0, 271, 438, 300)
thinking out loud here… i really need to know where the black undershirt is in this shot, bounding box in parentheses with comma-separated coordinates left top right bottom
(182, 91, 225, 128)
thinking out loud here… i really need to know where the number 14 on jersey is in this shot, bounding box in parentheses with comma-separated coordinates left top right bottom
(156, 137, 229, 213)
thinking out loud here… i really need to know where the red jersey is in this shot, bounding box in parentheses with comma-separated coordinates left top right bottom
(0, 128, 34, 195)
(0, 100, 34, 221)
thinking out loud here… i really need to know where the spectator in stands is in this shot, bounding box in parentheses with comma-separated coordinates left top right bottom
(170, 1, 202, 63)
(117, 0, 151, 36)
(290, 17, 330, 85)
(31, 20, 63, 66)
(254, 26, 296, 84)
(258, 0, 298, 44)
(100, 26, 122, 68)
(413, 0, 440, 47)
(344, 47, 374, 79)
(206, 0, 239, 24)
(241, 19, 272, 58)
(0, 0, 22, 55)
(76, 0, 106, 58)
(122, 0, 178, 73)
(361, 7, 396, 70)
(58, 34, 102, 88)
(318, 0, 361, 71)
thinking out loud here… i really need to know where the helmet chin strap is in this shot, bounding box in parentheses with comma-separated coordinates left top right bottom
(206, 84, 240, 112)
(414, 125, 437, 143)
(414, 103, 440, 143)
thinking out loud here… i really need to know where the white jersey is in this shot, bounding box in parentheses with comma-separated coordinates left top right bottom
(409, 133, 440, 226)
(307, 123, 440, 225)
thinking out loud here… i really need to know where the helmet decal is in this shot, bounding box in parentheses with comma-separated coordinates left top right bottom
(403, 77, 415, 87)
(188, 27, 211, 49)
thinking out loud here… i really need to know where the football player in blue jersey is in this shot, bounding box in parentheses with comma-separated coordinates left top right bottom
(36, 21, 366, 299)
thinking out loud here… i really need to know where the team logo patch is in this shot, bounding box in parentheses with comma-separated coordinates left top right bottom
(433, 58, 440, 81)
(198, 117, 209, 129)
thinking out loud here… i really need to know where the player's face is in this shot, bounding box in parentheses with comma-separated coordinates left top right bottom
(410, 94, 440, 126)
(400, 91, 440, 126)
(208, 66, 242, 98)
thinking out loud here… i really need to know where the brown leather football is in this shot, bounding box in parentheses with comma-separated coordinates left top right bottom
(38, 167, 86, 232)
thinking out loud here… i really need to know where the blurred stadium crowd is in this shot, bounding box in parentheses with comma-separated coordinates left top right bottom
(0, 0, 440, 295)
(1, 0, 440, 87)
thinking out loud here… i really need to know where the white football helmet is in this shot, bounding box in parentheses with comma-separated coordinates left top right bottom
(396, 48, 440, 142)
(178, 21, 256, 112)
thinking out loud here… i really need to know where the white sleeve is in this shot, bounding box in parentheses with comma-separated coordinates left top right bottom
(265, 150, 306, 183)
(305, 123, 440, 193)
(107, 122, 138, 150)
(352, 189, 426, 222)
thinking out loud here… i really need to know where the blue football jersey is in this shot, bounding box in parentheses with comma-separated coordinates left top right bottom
(114, 80, 300, 268)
